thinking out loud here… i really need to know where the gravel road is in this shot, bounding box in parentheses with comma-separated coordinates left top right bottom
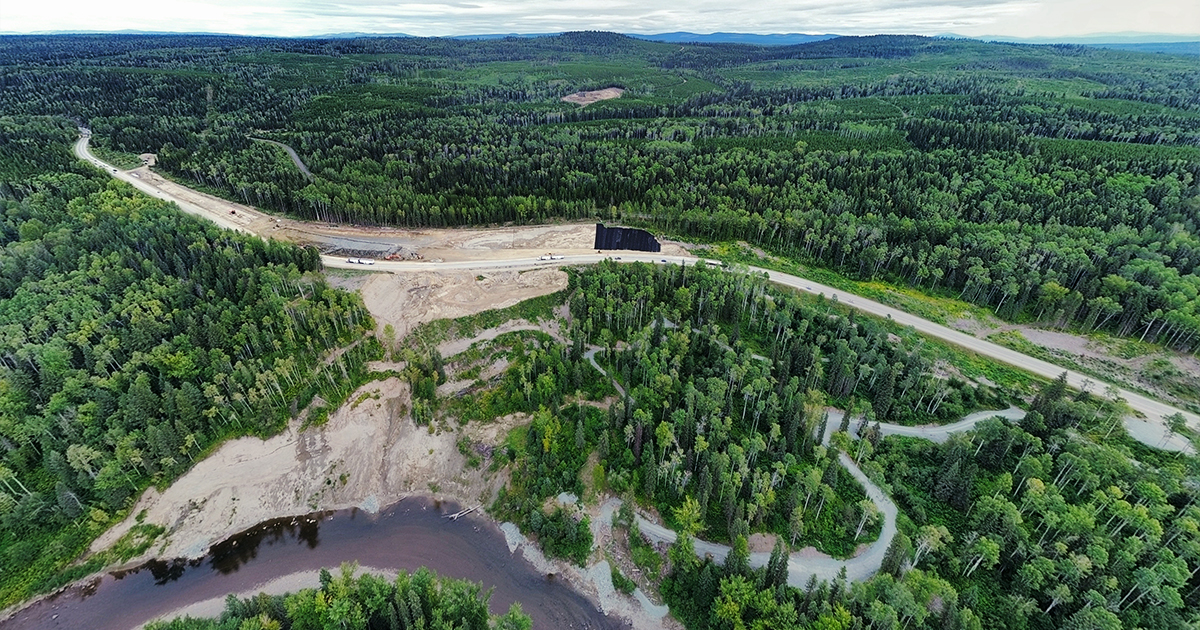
(249, 136, 314, 179)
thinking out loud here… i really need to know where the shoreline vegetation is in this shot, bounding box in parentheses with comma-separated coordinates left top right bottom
(146, 564, 534, 630)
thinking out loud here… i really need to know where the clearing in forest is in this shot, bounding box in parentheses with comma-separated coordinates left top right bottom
(561, 87, 625, 106)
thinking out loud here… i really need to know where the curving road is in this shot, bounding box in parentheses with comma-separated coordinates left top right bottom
(827, 407, 1027, 445)
(73, 131, 1198, 452)
(74, 132, 247, 233)
(584, 348, 626, 398)
(249, 136, 314, 180)
(629, 447, 900, 586)
(582, 348, 1033, 586)
(586, 344, 892, 586)
(611, 405, 1021, 586)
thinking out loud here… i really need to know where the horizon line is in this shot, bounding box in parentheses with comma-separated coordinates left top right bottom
(1, 28, 1198, 43)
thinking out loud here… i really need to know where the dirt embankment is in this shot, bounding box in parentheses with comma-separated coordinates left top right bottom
(94, 264, 575, 563)
(562, 87, 625, 106)
(359, 268, 569, 339)
(92, 377, 524, 561)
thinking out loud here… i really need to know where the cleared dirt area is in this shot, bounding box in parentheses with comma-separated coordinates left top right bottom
(954, 313, 1200, 417)
(561, 87, 625, 106)
(359, 268, 568, 338)
(354, 223, 684, 262)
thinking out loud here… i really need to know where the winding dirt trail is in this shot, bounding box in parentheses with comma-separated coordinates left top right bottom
(584, 350, 906, 585)
(606, 403, 1019, 586)
(827, 407, 1028, 444)
(249, 136, 314, 179)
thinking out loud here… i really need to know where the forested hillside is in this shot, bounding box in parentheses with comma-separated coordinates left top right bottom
(484, 261, 1200, 629)
(3, 32, 1198, 350)
(497, 259, 994, 558)
(0, 117, 378, 607)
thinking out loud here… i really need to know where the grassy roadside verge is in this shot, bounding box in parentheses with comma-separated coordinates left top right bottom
(689, 241, 1200, 412)
(692, 242, 994, 327)
(693, 243, 1043, 402)
(86, 143, 143, 170)
(988, 329, 1200, 416)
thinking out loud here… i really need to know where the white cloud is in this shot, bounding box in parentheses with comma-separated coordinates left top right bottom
(0, 0, 1195, 38)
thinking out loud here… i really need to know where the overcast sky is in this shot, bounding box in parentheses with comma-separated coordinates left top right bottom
(1, 0, 1196, 39)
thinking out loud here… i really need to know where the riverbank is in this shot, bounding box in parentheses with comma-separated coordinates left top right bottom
(3, 498, 624, 630)
(1, 295, 679, 629)
(87, 375, 519, 562)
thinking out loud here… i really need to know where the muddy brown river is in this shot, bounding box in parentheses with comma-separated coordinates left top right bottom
(4, 498, 619, 630)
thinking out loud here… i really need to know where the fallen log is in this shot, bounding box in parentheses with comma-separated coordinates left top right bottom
(444, 504, 482, 521)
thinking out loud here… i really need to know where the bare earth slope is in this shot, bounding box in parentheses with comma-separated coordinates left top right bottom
(91, 377, 523, 560)
(360, 268, 568, 338)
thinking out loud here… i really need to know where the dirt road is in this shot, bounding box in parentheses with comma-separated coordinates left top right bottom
(75, 133, 250, 233)
(585, 352, 900, 586)
(75, 132, 1198, 448)
(827, 407, 1028, 444)
(249, 136, 314, 179)
(629, 446, 900, 586)
(620, 406, 1025, 587)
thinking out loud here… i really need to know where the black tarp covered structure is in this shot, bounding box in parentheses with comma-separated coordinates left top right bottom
(594, 224, 661, 252)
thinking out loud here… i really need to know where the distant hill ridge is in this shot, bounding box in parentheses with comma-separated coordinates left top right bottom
(629, 32, 836, 45)
(0, 29, 1194, 54)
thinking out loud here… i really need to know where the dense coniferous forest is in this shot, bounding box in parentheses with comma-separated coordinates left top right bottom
(0, 116, 379, 606)
(2, 32, 1199, 349)
(571, 261, 997, 549)
(492, 262, 1200, 629)
(3, 31, 1200, 629)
